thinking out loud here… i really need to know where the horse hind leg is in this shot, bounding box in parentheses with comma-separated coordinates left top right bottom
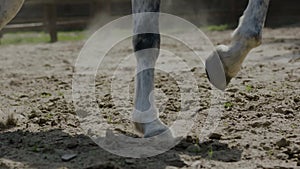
(206, 0, 270, 90)
(0, 0, 24, 30)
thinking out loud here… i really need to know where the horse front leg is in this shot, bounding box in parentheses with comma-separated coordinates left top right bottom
(132, 0, 170, 138)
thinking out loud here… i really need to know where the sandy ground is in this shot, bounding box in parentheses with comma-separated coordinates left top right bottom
(0, 27, 299, 169)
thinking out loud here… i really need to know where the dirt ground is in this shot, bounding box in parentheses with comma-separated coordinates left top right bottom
(0, 27, 299, 169)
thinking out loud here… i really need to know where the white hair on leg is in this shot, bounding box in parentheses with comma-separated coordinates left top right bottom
(132, 0, 172, 138)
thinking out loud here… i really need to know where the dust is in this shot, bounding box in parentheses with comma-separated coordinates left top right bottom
(161, 0, 210, 26)
(85, 11, 116, 36)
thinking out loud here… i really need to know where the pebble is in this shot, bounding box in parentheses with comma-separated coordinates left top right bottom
(124, 159, 135, 164)
(48, 102, 55, 107)
(262, 144, 271, 151)
(61, 153, 77, 162)
(186, 144, 201, 153)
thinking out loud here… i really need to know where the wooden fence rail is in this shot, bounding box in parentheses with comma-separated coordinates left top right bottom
(1, 0, 112, 42)
(1, 0, 300, 43)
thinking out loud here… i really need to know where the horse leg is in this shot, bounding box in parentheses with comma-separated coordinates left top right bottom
(206, 0, 270, 89)
(0, 0, 24, 30)
(132, 0, 169, 138)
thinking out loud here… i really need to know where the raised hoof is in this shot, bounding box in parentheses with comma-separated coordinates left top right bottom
(0, 0, 24, 30)
(205, 50, 228, 91)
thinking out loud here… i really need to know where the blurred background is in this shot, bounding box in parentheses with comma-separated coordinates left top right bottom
(1, 0, 300, 43)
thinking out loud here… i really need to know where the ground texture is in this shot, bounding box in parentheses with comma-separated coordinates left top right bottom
(0, 27, 299, 169)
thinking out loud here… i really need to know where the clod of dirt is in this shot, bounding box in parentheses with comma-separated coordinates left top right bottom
(9, 80, 22, 86)
(274, 106, 294, 115)
(276, 153, 289, 160)
(261, 143, 271, 151)
(85, 163, 120, 169)
(66, 140, 79, 149)
(283, 146, 300, 158)
(185, 135, 195, 143)
(212, 150, 241, 162)
(250, 120, 272, 128)
(244, 94, 260, 101)
(291, 145, 300, 154)
(209, 133, 222, 140)
(28, 110, 40, 119)
(276, 138, 290, 148)
(61, 153, 77, 162)
(0, 114, 17, 129)
(226, 87, 239, 93)
(37, 118, 48, 126)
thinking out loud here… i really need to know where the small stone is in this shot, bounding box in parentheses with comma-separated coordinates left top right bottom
(125, 159, 135, 164)
(276, 138, 290, 148)
(209, 133, 222, 140)
(262, 144, 271, 151)
(186, 144, 201, 153)
(48, 102, 55, 107)
(61, 153, 77, 162)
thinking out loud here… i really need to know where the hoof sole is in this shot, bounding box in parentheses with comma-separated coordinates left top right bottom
(205, 51, 227, 90)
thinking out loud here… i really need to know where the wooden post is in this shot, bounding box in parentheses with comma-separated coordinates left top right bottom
(89, 1, 97, 17)
(98, 0, 111, 15)
(0, 32, 3, 45)
(230, 0, 236, 24)
(44, 3, 57, 43)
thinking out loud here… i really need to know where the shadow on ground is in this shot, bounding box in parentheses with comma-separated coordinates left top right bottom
(0, 129, 242, 169)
